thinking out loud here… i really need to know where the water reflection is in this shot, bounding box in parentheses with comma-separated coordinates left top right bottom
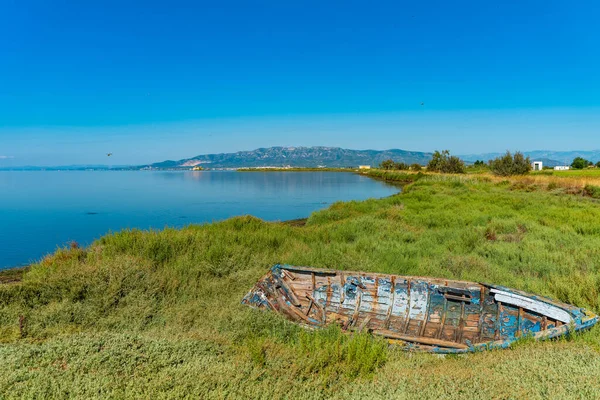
(0, 171, 399, 269)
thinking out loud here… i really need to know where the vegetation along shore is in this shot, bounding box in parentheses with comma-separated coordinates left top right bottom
(1, 169, 600, 399)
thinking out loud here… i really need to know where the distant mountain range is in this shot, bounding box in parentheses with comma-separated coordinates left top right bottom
(3, 148, 598, 171)
(147, 147, 600, 169)
(146, 147, 433, 169)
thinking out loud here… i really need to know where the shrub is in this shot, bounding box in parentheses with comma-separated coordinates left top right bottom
(584, 185, 600, 199)
(427, 150, 466, 174)
(379, 159, 409, 170)
(410, 163, 421, 171)
(489, 151, 531, 176)
(571, 157, 592, 169)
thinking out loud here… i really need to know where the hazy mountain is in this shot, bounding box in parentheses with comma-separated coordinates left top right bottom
(146, 147, 434, 169)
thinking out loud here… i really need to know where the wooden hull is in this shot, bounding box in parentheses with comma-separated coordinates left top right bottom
(242, 265, 598, 353)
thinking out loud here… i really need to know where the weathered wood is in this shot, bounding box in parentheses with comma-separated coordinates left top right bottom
(542, 316, 548, 331)
(351, 290, 362, 327)
(402, 279, 412, 333)
(477, 286, 486, 342)
(491, 289, 572, 324)
(282, 269, 296, 281)
(372, 329, 469, 349)
(358, 316, 372, 332)
(419, 284, 431, 337)
(495, 301, 502, 340)
(305, 298, 313, 316)
(242, 265, 599, 353)
(457, 300, 466, 343)
(445, 294, 472, 303)
(384, 276, 396, 329)
(272, 274, 301, 307)
(436, 297, 448, 339)
(339, 273, 345, 304)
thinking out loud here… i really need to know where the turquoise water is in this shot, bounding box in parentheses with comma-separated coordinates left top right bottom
(0, 171, 398, 269)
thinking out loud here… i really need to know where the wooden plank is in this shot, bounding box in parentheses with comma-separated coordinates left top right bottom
(373, 276, 380, 315)
(306, 293, 325, 320)
(402, 279, 412, 333)
(444, 294, 472, 303)
(490, 289, 572, 324)
(495, 301, 502, 340)
(264, 284, 309, 324)
(384, 276, 396, 329)
(282, 269, 296, 281)
(272, 274, 301, 307)
(358, 316, 372, 332)
(477, 286, 486, 342)
(325, 277, 332, 319)
(256, 283, 279, 311)
(339, 273, 345, 304)
(305, 298, 313, 316)
(436, 297, 448, 339)
(351, 290, 362, 327)
(419, 283, 432, 337)
(372, 329, 469, 350)
(281, 265, 337, 276)
(456, 300, 466, 343)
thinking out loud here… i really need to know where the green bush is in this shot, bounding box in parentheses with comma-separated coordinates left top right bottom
(379, 159, 409, 170)
(489, 151, 531, 176)
(584, 184, 600, 199)
(571, 157, 593, 169)
(426, 150, 466, 174)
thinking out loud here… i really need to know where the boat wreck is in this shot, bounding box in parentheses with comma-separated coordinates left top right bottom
(242, 264, 598, 353)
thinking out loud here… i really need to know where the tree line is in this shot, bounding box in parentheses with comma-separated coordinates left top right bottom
(571, 157, 600, 169)
(378, 151, 600, 176)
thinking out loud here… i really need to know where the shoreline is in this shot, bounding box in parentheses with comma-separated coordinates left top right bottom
(0, 266, 28, 284)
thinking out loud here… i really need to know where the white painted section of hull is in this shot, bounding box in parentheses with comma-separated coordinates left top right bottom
(491, 289, 573, 324)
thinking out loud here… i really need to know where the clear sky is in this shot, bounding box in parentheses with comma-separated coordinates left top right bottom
(1, 0, 599, 166)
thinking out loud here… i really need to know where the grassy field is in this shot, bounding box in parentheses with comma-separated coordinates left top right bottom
(532, 169, 600, 178)
(1, 173, 600, 398)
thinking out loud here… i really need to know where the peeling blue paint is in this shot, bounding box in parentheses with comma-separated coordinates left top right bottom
(242, 265, 599, 353)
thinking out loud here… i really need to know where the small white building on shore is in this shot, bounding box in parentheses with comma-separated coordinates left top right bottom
(554, 166, 570, 171)
(532, 161, 543, 171)
(358, 165, 371, 170)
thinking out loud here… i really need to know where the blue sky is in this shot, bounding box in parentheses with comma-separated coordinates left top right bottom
(1, 0, 599, 165)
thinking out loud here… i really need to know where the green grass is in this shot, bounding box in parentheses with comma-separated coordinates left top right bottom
(533, 168, 600, 178)
(1, 177, 600, 398)
(584, 184, 600, 199)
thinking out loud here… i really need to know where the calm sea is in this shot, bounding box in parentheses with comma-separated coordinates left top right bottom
(0, 171, 398, 270)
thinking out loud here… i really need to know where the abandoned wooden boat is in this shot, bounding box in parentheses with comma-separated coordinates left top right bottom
(242, 264, 598, 353)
